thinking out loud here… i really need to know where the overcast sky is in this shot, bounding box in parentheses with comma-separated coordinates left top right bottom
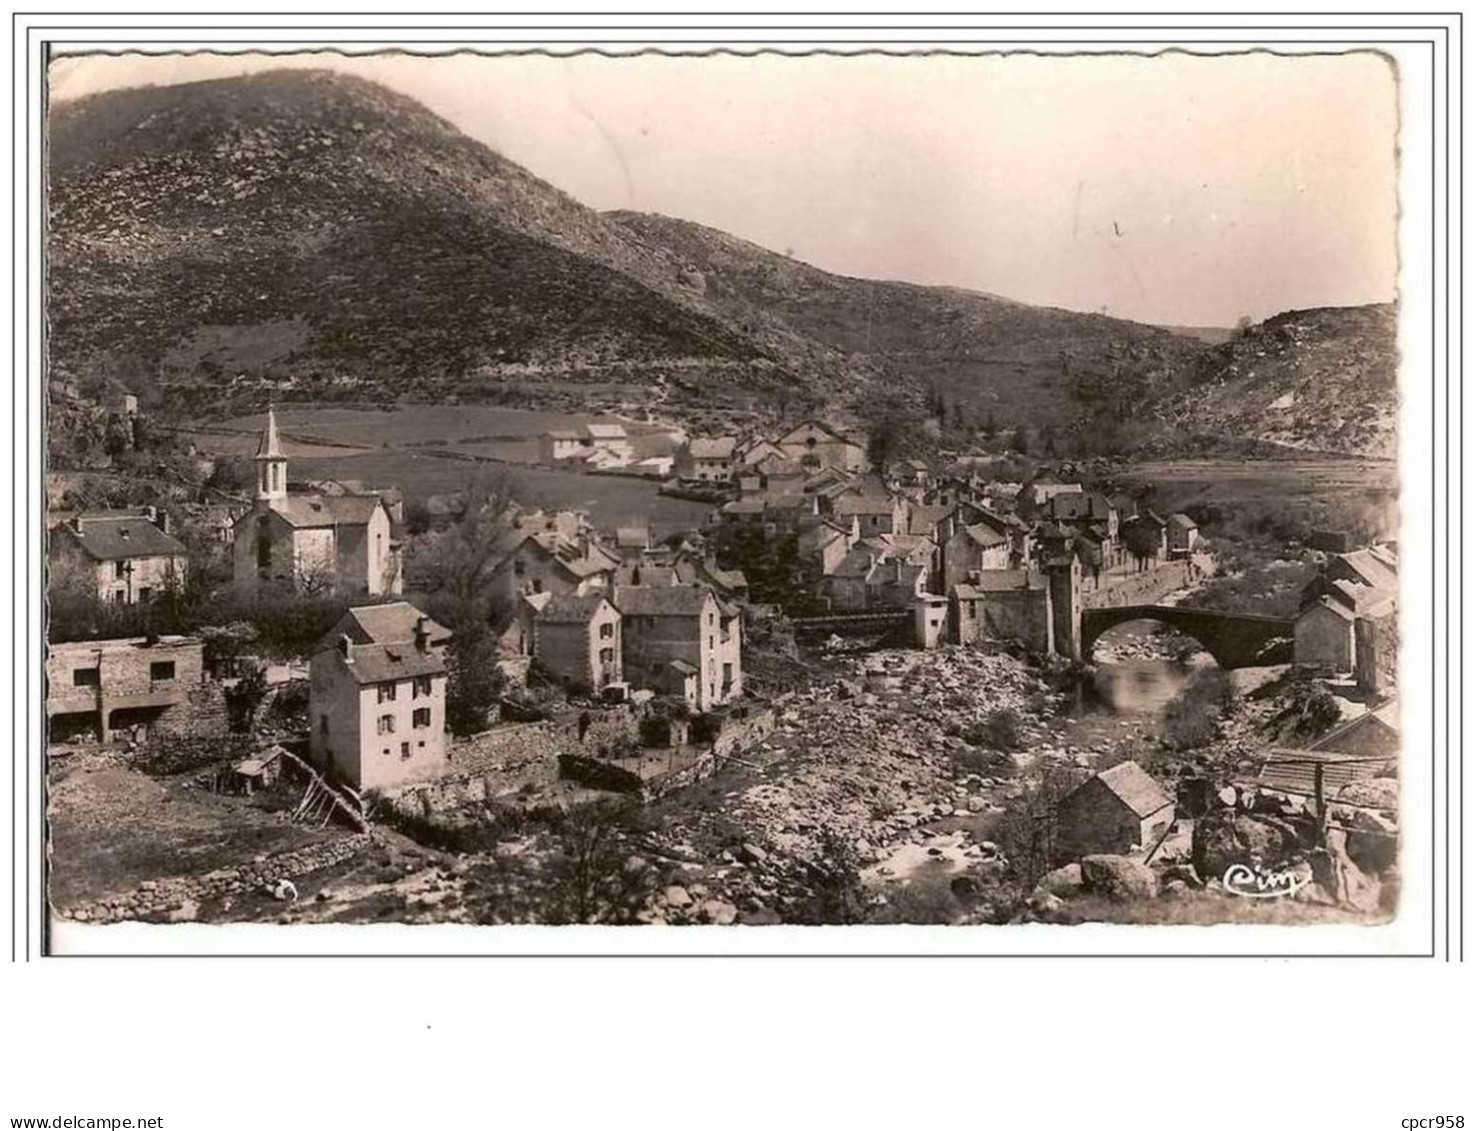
(49, 50, 1399, 328)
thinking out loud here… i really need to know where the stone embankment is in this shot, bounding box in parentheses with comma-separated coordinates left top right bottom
(59, 834, 375, 924)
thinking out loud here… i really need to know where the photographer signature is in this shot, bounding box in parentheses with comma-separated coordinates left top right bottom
(1222, 862, 1309, 899)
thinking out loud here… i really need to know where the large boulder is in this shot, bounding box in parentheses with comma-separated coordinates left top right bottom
(1336, 778, 1398, 811)
(1192, 812, 1298, 882)
(1080, 855, 1158, 902)
(1035, 863, 1083, 898)
(1346, 808, 1399, 875)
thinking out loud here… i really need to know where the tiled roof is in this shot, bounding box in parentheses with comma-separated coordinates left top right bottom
(536, 592, 614, 625)
(1336, 549, 1398, 591)
(961, 523, 1008, 549)
(613, 584, 716, 617)
(1168, 512, 1198, 530)
(689, 437, 737, 460)
(272, 494, 384, 529)
(835, 495, 898, 516)
(1089, 761, 1172, 818)
(336, 603, 451, 648)
(54, 515, 186, 561)
(337, 643, 446, 685)
(908, 505, 954, 535)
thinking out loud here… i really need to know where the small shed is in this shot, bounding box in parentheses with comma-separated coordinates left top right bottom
(1054, 761, 1175, 862)
(231, 744, 287, 795)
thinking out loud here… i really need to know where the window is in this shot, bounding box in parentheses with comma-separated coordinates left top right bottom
(514, 559, 525, 577)
(377, 714, 395, 735)
(413, 676, 432, 698)
(599, 622, 614, 640)
(138, 587, 153, 602)
(412, 708, 431, 729)
(149, 661, 176, 681)
(113, 561, 127, 579)
(378, 682, 397, 703)
(532, 579, 543, 594)
(599, 648, 615, 665)
(72, 667, 99, 688)
(400, 742, 411, 760)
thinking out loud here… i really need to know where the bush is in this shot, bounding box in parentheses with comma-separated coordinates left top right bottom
(968, 708, 1023, 751)
(1160, 668, 1235, 750)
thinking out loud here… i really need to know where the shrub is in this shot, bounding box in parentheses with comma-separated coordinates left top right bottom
(969, 707, 1023, 751)
(1160, 668, 1235, 751)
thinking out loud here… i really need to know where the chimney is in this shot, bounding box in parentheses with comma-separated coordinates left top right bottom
(151, 507, 169, 534)
(414, 616, 429, 653)
(338, 634, 353, 662)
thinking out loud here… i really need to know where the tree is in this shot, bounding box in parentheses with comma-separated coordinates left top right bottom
(409, 467, 520, 616)
(540, 800, 656, 925)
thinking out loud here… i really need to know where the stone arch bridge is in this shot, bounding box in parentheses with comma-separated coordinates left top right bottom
(1080, 605, 1295, 669)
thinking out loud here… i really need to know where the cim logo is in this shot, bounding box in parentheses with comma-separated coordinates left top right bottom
(1222, 862, 1311, 899)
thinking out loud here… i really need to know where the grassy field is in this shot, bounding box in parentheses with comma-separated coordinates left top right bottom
(46, 759, 339, 908)
(190, 403, 708, 538)
(1121, 457, 1401, 544)
(287, 451, 713, 540)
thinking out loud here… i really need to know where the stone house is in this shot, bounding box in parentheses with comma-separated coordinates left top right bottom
(614, 584, 742, 712)
(527, 592, 624, 693)
(956, 502, 1033, 567)
(675, 436, 738, 481)
(49, 509, 188, 605)
(46, 634, 206, 743)
(232, 410, 401, 596)
(485, 517, 620, 608)
(736, 437, 786, 469)
(308, 603, 448, 791)
(541, 423, 634, 466)
(776, 420, 869, 472)
(949, 571, 1052, 652)
(835, 492, 908, 537)
(1167, 513, 1200, 558)
(942, 522, 1012, 592)
(797, 517, 856, 576)
(1295, 597, 1356, 671)
(1054, 761, 1175, 862)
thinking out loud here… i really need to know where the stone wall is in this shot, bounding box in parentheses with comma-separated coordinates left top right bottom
(152, 680, 230, 741)
(1081, 561, 1195, 610)
(711, 706, 777, 759)
(60, 833, 374, 923)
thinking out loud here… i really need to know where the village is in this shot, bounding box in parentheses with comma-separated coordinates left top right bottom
(43, 391, 1401, 928)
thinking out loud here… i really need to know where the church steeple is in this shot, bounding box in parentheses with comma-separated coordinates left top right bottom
(255, 406, 287, 503)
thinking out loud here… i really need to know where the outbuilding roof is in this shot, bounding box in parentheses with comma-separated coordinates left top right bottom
(1089, 761, 1173, 819)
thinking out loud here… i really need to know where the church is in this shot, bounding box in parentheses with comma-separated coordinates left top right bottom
(232, 409, 402, 596)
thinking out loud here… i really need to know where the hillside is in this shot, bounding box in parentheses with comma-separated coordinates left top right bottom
(1148, 304, 1399, 459)
(607, 210, 1206, 434)
(47, 70, 1398, 457)
(46, 69, 861, 418)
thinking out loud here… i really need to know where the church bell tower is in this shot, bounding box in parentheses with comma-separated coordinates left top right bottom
(255, 406, 288, 504)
